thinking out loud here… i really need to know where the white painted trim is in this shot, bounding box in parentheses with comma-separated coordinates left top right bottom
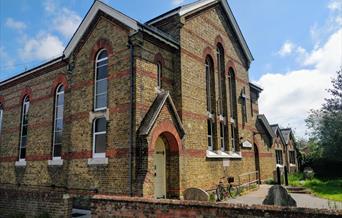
(0, 58, 62, 87)
(88, 157, 108, 165)
(48, 159, 64, 166)
(63, 0, 139, 58)
(206, 150, 242, 159)
(15, 160, 27, 167)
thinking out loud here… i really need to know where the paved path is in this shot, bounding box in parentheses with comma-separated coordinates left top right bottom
(227, 184, 342, 210)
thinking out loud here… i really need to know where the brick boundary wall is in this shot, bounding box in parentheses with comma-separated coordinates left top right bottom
(0, 184, 72, 218)
(91, 195, 342, 218)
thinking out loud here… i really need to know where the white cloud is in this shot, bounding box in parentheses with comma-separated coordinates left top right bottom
(5, 18, 26, 31)
(19, 33, 64, 61)
(328, 0, 342, 12)
(43, 0, 56, 13)
(257, 28, 342, 137)
(53, 8, 81, 38)
(278, 41, 296, 56)
(172, 0, 185, 6)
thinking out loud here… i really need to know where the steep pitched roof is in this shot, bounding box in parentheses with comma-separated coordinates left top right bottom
(138, 91, 185, 140)
(280, 128, 294, 144)
(270, 124, 286, 145)
(146, 0, 254, 64)
(257, 114, 275, 139)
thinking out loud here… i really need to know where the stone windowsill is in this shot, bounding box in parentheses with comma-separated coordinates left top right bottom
(276, 164, 284, 168)
(48, 159, 64, 166)
(206, 150, 242, 159)
(290, 164, 296, 167)
(88, 157, 108, 165)
(15, 160, 27, 167)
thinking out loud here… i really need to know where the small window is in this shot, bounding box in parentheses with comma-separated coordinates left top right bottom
(275, 150, 283, 165)
(52, 85, 64, 159)
(220, 121, 227, 151)
(94, 49, 108, 111)
(157, 62, 162, 88)
(241, 87, 247, 124)
(93, 117, 107, 158)
(0, 104, 3, 135)
(19, 96, 30, 161)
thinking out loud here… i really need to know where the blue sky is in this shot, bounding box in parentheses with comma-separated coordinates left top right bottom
(1, 0, 341, 137)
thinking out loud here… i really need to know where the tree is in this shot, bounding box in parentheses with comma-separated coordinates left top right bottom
(306, 70, 342, 161)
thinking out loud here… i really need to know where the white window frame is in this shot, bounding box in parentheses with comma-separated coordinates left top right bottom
(94, 49, 108, 111)
(19, 96, 29, 161)
(157, 62, 162, 88)
(92, 117, 106, 158)
(220, 119, 227, 151)
(0, 104, 3, 135)
(52, 84, 64, 160)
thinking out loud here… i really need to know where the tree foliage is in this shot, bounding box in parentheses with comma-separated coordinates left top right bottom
(306, 70, 342, 161)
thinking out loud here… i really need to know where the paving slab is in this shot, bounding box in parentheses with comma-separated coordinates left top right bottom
(227, 184, 342, 210)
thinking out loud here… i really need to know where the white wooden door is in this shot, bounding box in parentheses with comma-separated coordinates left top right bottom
(154, 138, 166, 199)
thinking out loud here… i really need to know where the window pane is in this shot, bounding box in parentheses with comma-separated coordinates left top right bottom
(22, 126, 28, 136)
(97, 50, 108, 60)
(55, 119, 63, 131)
(53, 144, 62, 157)
(23, 115, 28, 125)
(57, 93, 64, 106)
(207, 119, 212, 135)
(97, 65, 108, 80)
(20, 147, 26, 159)
(21, 136, 27, 148)
(54, 131, 62, 144)
(96, 94, 107, 109)
(96, 79, 107, 95)
(95, 134, 106, 153)
(95, 118, 106, 132)
(56, 106, 64, 119)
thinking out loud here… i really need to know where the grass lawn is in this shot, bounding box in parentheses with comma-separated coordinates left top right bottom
(289, 173, 342, 202)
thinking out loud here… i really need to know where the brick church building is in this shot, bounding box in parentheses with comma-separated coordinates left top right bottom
(0, 0, 298, 207)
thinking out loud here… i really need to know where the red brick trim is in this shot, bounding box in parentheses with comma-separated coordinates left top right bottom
(0, 96, 4, 108)
(226, 60, 236, 75)
(242, 151, 273, 158)
(150, 120, 183, 156)
(19, 87, 32, 104)
(154, 53, 165, 66)
(215, 35, 224, 47)
(51, 74, 69, 96)
(91, 38, 114, 61)
(202, 46, 216, 66)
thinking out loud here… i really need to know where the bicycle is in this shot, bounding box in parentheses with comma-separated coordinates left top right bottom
(215, 176, 240, 201)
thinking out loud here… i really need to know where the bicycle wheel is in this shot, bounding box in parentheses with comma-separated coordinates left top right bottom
(216, 185, 225, 201)
(228, 185, 239, 198)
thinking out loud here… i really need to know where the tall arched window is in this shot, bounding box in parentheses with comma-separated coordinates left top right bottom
(228, 68, 238, 152)
(94, 49, 108, 111)
(52, 84, 64, 159)
(205, 56, 215, 150)
(19, 96, 30, 161)
(93, 117, 107, 158)
(217, 44, 227, 151)
(0, 103, 3, 135)
(157, 62, 162, 88)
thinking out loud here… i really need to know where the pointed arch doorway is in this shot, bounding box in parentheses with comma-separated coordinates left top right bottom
(154, 137, 166, 198)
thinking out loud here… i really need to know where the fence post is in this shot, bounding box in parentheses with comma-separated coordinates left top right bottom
(284, 166, 289, 186)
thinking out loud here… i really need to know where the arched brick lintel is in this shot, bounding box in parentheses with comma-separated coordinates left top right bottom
(150, 120, 183, 155)
(215, 35, 225, 48)
(202, 46, 217, 67)
(19, 87, 32, 104)
(226, 60, 236, 76)
(51, 73, 69, 96)
(90, 38, 114, 61)
(154, 52, 165, 66)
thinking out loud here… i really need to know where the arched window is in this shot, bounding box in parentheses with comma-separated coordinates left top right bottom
(228, 68, 238, 152)
(205, 56, 215, 150)
(19, 96, 30, 161)
(157, 62, 162, 88)
(0, 103, 3, 135)
(52, 85, 64, 159)
(217, 44, 227, 151)
(93, 117, 107, 158)
(94, 49, 108, 111)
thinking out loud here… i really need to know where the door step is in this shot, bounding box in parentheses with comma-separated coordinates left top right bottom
(286, 186, 311, 194)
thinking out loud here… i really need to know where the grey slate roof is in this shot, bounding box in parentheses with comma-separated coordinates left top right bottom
(270, 124, 286, 145)
(280, 128, 293, 144)
(138, 91, 185, 139)
(257, 115, 275, 139)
